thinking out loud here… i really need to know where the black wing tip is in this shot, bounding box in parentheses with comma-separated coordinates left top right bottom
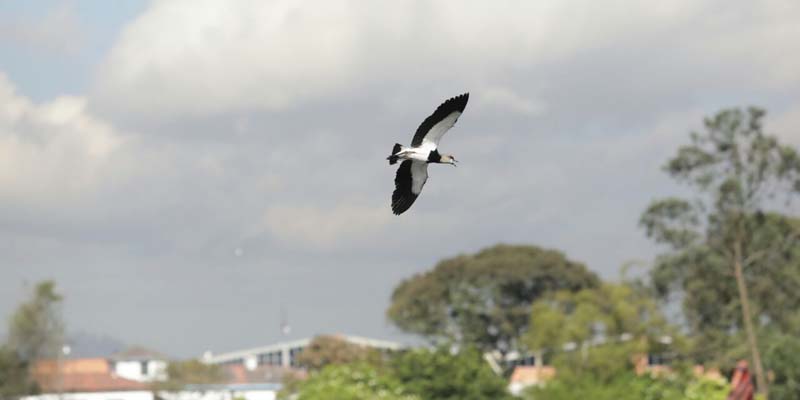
(448, 92, 469, 100)
(443, 92, 469, 112)
(391, 192, 418, 215)
(391, 199, 415, 215)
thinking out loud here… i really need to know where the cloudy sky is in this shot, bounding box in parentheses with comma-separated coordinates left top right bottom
(2, 0, 799, 358)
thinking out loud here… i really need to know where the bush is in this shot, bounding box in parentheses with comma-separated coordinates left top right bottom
(282, 363, 417, 400)
(764, 334, 800, 400)
(525, 370, 728, 400)
(391, 347, 512, 400)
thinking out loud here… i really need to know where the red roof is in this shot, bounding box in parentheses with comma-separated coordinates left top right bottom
(509, 365, 556, 385)
(32, 358, 149, 392)
(33, 358, 110, 375)
(222, 364, 307, 384)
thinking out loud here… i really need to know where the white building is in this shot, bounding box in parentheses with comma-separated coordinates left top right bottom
(22, 385, 280, 400)
(22, 391, 154, 400)
(109, 346, 168, 382)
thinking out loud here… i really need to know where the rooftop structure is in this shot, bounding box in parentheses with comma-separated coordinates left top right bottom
(203, 334, 404, 369)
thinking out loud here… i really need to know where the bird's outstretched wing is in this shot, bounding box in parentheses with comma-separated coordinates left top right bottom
(392, 160, 429, 215)
(411, 93, 469, 149)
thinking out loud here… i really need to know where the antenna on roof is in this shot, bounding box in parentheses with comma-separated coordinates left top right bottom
(280, 305, 291, 336)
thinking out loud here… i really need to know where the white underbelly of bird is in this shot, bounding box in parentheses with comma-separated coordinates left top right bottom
(393, 146, 435, 162)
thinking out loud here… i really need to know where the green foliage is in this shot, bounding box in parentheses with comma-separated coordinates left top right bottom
(283, 347, 511, 400)
(387, 244, 599, 352)
(0, 345, 37, 397)
(285, 363, 417, 400)
(525, 372, 727, 400)
(525, 283, 679, 379)
(7, 281, 64, 362)
(526, 373, 677, 400)
(641, 199, 700, 249)
(391, 347, 512, 400)
(763, 334, 800, 400)
(664, 108, 800, 194)
(640, 108, 800, 371)
(683, 377, 729, 400)
(297, 335, 384, 370)
(153, 359, 224, 390)
(0, 281, 61, 395)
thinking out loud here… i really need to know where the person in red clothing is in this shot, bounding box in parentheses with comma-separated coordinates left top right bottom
(727, 360, 754, 400)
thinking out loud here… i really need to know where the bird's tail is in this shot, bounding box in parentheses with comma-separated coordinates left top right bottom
(387, 143, 403, 165)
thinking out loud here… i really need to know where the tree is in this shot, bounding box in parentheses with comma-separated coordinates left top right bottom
(152, 360, 224, 391)
(7, 281, 64, 363)
(0, 345, 37, 398)
(297, 335, 383, 370)
(524, 371, 728, 400)
(646, 212, 800, 369)
(1, 281, 63, 396)
(281, 363, 418, 400)
(524, 283, 678, 381)
(763, 333, 800, 400)
(640, 107, 800, 398)
(387, 244, 599, 353)
(391, 346, 512, 400)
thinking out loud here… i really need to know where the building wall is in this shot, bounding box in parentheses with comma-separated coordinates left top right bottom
(22, 391, 154, 400)
(23, 390, 276, 400)
(161, 390, 276, 400)
(114, 360, 168, 382)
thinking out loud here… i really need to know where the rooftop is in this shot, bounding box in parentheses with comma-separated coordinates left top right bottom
(109, 346, 169, 362)
(205, 334, 404, 364)
(31, 359, 149, 392)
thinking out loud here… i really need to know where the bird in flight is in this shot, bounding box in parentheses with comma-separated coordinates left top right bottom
(387, 93, 469, 215)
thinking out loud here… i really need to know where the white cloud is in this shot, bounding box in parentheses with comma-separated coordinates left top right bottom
(92, 0, 800, 119)
(93, 0, 360, 117)
(0, 73, 123, 206)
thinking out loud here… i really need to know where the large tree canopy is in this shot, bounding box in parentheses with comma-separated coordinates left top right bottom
(640, 107, 800, 396)
(525, 283, 677, 381)
(647, 213, 800, 348)
(387, 244, 599, 352)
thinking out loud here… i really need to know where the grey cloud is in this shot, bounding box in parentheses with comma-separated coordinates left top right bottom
(0, 3, 85, 55)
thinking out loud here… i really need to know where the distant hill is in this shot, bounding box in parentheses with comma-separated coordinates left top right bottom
(67, 331, 126, 358)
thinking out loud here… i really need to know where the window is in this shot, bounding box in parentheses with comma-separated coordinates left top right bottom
(141, 361, 149, 375)
(258, 351, 283, 366)
(289, 347, 304, 367)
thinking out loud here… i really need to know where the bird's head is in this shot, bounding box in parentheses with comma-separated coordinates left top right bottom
(441, 154, 458, 167)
